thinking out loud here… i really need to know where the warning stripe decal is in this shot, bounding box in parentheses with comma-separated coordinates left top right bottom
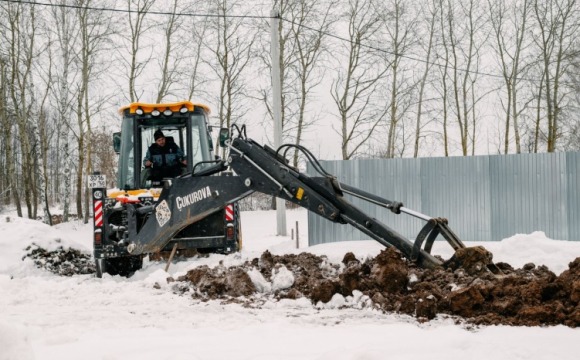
(94, 200, 103, 227)
(225, 204, 234, 221)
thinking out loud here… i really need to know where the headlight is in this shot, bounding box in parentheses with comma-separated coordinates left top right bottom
(163, 109, 173, 116)
(179, 107, 188, 114)
(151, 109, 160, 116)
(136, 108, 144, 115)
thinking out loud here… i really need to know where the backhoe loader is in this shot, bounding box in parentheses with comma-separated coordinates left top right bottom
(91, 101, 496, 278)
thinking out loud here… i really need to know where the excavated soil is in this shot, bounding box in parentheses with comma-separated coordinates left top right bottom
(174, 247, 580, 327)
(24, 243, 96, 276)
(24, 245, 580, 327)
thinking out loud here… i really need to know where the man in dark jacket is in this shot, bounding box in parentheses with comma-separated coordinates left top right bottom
(141, 129, 186, 186)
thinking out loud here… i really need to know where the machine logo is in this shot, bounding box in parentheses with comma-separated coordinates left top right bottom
(156, 200, 171, 227)
(176, 186, 212, 211)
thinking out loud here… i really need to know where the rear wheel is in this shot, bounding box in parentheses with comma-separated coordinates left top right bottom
(236, 219, 242, 251)
(196, 247, 220, 255)
(197, 242, 239, 255)
(95, 258, 106, 278)
(95, 256, 143, 278)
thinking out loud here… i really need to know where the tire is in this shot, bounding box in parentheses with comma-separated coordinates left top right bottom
(95, 256, 143, 278)
(196, 247, 219, 255)
(236, 219, 242, 251)
(197, 245, 237, 255)
(95, 258, 106, 278)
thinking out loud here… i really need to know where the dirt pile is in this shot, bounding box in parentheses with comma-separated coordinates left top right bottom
(24, 244, 95, 276)
(175, 265, 256, 297)
(22, 244, 580, 327)
(175, 248, 580, 327)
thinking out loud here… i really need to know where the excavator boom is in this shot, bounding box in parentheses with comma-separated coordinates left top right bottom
(121, 133, 475, 270)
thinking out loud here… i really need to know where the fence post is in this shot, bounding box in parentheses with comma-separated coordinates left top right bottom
(296, 221, 299, 249)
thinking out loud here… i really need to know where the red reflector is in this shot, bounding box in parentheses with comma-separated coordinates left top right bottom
(94, 231, 102, 245)
(226, 226, 234, 240)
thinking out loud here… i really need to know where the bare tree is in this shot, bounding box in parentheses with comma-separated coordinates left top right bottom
(48, 0, 80, 221)
(285, 0, 336, 167)
(255, 0, 300, 151)
(124, 0, 156, 103)
(448, 0, 469, 155)
(439, 0, 489, 156)
(375, 0, 419, 158)
(33, 45, 54, 224)
(5, 1, 39, 218)
(257, 0, 333, 166)
(74, 0, 114, 222)
(91, 126, 117, 183)
(331, 0, 386, 160)
(436, 0, 451, 156)
(205, 0, 257, 158)
(184, 10, 210, 100)
(413, 0, 439, 157)
(489, 0, 532, 154)
(532, 0, 579, 152)
(0, 21, 11, 208)
(154, 0, 184, 102)
(564, 49, 580, 150)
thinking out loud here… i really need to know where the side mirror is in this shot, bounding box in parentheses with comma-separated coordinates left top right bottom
(219, 128, 230, 147)
(112, 132, 121, 154)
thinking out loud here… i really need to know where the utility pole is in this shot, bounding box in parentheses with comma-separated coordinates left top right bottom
(270, 9, 287, 236)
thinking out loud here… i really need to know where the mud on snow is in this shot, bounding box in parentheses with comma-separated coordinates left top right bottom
(25, 244, 580, 327)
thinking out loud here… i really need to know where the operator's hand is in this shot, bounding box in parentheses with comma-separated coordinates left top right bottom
(145, 160, 152, 167)
(181, 159, 187, 166)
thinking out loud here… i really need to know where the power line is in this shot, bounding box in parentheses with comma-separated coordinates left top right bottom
(279, 17, 501, 81)
(2, 0, 577, 86)
(0, 0, 272, 19)
(279, 16, 578, 86)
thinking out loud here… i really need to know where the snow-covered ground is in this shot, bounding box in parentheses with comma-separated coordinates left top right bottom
(1, 209, 579, 360)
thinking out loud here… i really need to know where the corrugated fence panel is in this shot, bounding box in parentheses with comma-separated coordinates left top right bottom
(490, 153, 569, 241)
(371, 158, 423, 240)
(420, 155, 491, 241)
(307, 161, 364, 246)
(308, 152, 579, 245)
(306, 158, 423, 244)
(567, 152, 580, 241)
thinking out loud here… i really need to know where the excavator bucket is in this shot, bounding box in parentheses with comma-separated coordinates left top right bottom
(335, 181, 501, 274)
(411, 217, 462, 262)
(411, 217, 501, 274)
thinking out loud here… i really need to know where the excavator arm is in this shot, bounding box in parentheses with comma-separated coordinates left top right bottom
(123, 131, 479, 271)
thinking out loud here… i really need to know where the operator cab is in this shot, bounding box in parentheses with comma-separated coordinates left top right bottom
(115, 101, 214, 190)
